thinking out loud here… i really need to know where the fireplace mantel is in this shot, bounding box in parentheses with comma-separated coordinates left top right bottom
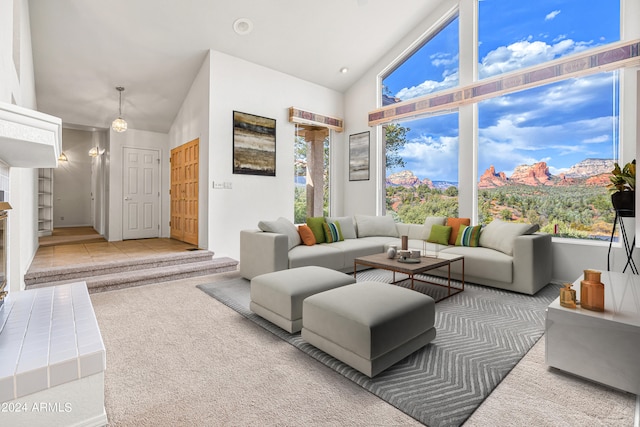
(0, 102, 62, 168)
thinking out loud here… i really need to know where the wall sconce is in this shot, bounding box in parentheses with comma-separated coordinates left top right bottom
(58, 152, 68, 162)
(89, 146, 106, 157)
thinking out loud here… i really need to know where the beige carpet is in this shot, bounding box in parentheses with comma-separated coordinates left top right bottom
(90, 272, 637, 426)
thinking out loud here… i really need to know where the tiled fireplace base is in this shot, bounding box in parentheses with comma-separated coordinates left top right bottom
(0, 282, 106, 426)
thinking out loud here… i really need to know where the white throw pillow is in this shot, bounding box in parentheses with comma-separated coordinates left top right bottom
(258, 217, 301, 250)
(423, 216, 447, 240)
(354, 215, 398, 238)
(479, 219, 533, 255)
(327, 216, 357, 239)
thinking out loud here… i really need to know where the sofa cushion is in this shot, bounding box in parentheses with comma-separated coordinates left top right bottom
(327, 216, 357, 239)
(298, 224, 316, 246)
(427, 224, 452, 245)
(327, 238, 387, 267)
(258, 217, 301, 250)
(455, 224, 481, 247)
(446, 217, 471, 245)
(307, 216, 327, 244)
(355, 215, 398, 238)
(440, 246, 513, 284)
(289, 243, 345, 270)
(424, 216, 447, 239)
(479, 219, 533, 255)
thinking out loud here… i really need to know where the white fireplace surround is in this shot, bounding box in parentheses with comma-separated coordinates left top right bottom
(0, 102, 62, 168)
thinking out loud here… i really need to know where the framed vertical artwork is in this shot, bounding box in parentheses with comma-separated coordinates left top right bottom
(349, 131, 370, 181)
(233, 111, 276, 176)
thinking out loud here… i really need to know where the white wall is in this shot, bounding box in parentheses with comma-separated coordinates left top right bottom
(168, 52, 211, 248)
(0, 0, 40, 292)
(53, 129, 93, 227)
(343, 0, 640, 284)
(206, 50, 344, 260)
(107, 129, 170, 241)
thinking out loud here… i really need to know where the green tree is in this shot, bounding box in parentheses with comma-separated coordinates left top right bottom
(385, 123, 410, 170)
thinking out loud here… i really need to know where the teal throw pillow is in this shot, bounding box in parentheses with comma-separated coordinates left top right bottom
(427, 224, 452, 245)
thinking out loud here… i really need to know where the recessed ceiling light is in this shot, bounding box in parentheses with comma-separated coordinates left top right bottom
(233, 18, 253, 35)
(340, 67, 349, 74)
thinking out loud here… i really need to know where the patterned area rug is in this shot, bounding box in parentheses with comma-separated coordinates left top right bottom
(197, 271, 560, 427)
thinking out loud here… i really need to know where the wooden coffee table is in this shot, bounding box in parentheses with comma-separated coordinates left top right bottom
(354, 252, 464, 302)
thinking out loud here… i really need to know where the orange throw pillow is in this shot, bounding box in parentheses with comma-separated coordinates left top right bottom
(446, 217, 471, 245)
(298, 224, 316, 246)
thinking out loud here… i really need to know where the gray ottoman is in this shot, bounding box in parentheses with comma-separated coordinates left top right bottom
(250, 266, 356, 333)
(302, 281, 436, 377)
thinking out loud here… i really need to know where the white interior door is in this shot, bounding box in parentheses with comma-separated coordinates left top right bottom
(122, 147, 160, 240)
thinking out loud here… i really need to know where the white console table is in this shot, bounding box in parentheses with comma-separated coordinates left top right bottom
(545, 271, 640, 395)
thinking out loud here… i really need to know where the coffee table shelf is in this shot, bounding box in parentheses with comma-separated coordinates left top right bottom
(354, 252, 464, 302)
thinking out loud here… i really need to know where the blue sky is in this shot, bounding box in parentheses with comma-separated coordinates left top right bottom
(383, 0, 620, 182)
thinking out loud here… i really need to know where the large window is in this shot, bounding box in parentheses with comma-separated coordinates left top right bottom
(382, 1, 621, 242)
(477, 0, 620, 240)
(294, 125, 330, 223)
(382, 15, 460, 223)
(382, 15, 459, 104)
(385, 114, 459, 223)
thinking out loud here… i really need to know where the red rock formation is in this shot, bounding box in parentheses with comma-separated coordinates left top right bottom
(510, 162, 551, 186)
(478, 165, 508, 188)
(585, 173, 613, 187)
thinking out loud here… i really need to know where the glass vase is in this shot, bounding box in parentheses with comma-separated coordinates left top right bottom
(580, 269, 604, 312)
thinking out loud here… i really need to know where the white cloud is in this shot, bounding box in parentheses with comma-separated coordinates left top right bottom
(395, 72, 459, 100)
(545, 10, 561, 21)
(479, 38, 593, 79)
(583, 135, 610, 144)
(399, 135, 459, 181)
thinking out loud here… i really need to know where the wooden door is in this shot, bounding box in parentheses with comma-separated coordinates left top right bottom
(171, 139, 199, 245)
(122, 147, 160, 239)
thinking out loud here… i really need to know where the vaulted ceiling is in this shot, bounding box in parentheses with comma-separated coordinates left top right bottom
(28, 0, 442, 133)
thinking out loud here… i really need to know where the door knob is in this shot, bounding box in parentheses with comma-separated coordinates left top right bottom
(124, 197, 131, 201)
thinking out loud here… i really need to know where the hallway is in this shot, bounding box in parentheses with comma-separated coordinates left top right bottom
(31, 227, 199, 269)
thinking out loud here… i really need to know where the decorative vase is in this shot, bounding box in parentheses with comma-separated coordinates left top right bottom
(387, 245, 397, 259)
(580, 269, 605, 312)
(611, 191, 635, 217)
(559, 283, 577, 309)
(401, 235, 408, 250)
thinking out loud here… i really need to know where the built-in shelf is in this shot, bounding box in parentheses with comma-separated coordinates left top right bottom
(37, 169, 53, 237)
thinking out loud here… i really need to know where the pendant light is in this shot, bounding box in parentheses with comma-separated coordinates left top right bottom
(111, 86, 128, 132)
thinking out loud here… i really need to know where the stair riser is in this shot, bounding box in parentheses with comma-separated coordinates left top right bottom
(25, 253, 215, 285)
(87, 265, 238, 293)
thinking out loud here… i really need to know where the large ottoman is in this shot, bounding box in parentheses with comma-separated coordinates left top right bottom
(250, 266, 356, 333)
(302, 282, 436, 377)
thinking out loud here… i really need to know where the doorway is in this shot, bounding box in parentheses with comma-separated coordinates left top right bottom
(122, 147, 161, 240)
(170, 138, 199, 246)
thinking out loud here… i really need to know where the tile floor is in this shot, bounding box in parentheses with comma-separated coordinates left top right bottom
(31, 238, 199, 269)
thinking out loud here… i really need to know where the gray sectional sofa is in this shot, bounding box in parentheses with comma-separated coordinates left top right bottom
(240, 215, 553, 295)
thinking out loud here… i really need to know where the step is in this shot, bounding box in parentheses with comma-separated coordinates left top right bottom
(25, 250, 216, 285)
(26, 257, 239, 293)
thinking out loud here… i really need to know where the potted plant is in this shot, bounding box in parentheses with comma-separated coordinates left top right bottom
(608, 159, 635, 217)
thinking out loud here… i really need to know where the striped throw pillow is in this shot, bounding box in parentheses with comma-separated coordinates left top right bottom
(322, 221, 344, 243)
(455, 224, 482, 247)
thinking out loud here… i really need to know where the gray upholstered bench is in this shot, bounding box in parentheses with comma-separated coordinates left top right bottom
(302, 281, 436, 377)
(250, 266, 356, 333)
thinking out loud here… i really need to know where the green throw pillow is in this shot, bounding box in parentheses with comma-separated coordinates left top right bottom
(427, 224, 452, 245)
(455, 224, 482, 247)
(306, 216, 326, 243)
